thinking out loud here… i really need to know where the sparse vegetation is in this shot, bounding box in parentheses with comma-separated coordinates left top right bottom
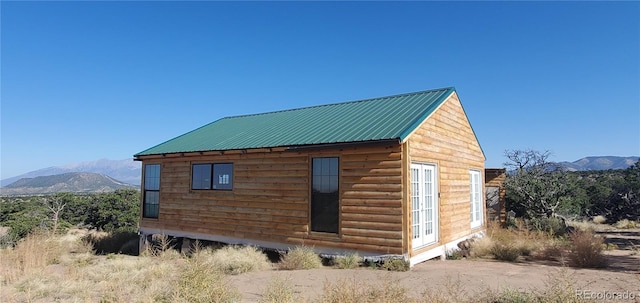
(278, 246, 322, 270)
(208, 245, 272, 274)
(333, 252, 361, 269)
(592, 215, 607, 224)
(491, 243, 521, 262)
(1, 228, 634, 303)
(568, 229, 606, 268)
(259, 276, 301, 303)
(381, 258, 410, 271)
(317, 276, 411, 303)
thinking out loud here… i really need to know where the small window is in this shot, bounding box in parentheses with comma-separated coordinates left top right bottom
(143, 164, 160, 218)
(191, 163, 233, 190)
(213, 163, 233, 190)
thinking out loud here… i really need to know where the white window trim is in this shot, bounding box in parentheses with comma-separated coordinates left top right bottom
(470, 169, 483, 229)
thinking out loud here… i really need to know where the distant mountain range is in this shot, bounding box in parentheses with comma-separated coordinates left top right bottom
(0, 172, 137, 195)
(556, 156, 638, 171)
(1, 159, 141, 187)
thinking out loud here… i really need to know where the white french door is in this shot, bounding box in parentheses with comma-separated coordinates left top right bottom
(411, 163, 438, 248)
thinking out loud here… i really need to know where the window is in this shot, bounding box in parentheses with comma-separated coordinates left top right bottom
(192, 164, 212, 189)
(191, 163, 233, 190)
(143, 164, 160, 218)
(470, 170, 483, 228)
(310, 157, 339, 234)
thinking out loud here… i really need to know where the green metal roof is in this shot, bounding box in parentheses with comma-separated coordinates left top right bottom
(135, 87, 458, 157)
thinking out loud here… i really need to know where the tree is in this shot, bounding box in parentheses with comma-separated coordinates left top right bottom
(504, 149, 574, 219)
(42, 193, 68, 234)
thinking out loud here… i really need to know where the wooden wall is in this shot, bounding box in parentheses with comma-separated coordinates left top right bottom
(138, 143, 404, 255)
(485, 168, 506, 223)
(406, 92, 485, 256)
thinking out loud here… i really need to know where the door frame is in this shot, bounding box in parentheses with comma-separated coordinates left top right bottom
(410, 162, 439, 249)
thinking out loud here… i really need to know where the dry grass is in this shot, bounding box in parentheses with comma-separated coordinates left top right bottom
(0, 230, 256, 303)
(173, 249, 241, 303)
(333, 252, 361, 269)
(614, 219, 640, 229)
(470, 220, 551, 262)
(259, 276, 302, 303)
(207, 245, 272, 274)
(568, 229, 606, 268)
(0, 228, 610, 303)
(318, 276, 411, 303)
(469, 236, 494, 258)
(278, 246, 322, 270)
(592, 215, 607, 224)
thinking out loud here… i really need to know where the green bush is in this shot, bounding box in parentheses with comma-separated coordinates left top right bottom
(527, 217, 567, 237)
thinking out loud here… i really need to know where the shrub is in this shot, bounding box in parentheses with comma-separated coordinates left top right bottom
(535, 239, 568, 261)
(592, 215, 607, 224)
(259, 276, 300, 303)
(210, 245, 272, 274)
(446, 250, 464, 260)
(527, 217, 567, 237)
(278, 246, 322, 270)
(381, 259, 409, 272)
(614, 219, 638, 229)
(334, 252, 361, 269)
(470, 236, 494, 258)
(476, 288, 535, 303)
(568, 230, 605, 268)
(173, 251, 240, 303)
(318, 277, 410, 303)
(491, 243, 521, 262)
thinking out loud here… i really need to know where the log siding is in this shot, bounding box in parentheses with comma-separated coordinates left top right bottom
(139, 143, 404, 254)
(405, 92, 485, 256)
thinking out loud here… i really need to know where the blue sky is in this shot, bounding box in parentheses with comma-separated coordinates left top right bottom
(1, 1, 639, 179)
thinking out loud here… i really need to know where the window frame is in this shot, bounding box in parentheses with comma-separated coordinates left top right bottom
(191, 162, 234, 191)
(470, 169, 483, 229)
(143, 163, 161, 219)
(309, 156, 340, 235)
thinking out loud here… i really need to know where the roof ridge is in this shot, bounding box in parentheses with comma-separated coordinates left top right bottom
(221, 86, 455, 120)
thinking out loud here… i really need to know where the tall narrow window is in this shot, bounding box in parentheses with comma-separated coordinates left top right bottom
(470, 170, 483, 228)
(143, 164, 160, 218)
(311, 157, 339, 233)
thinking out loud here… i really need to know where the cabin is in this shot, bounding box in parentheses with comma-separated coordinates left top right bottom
(134, 87, 486, 266)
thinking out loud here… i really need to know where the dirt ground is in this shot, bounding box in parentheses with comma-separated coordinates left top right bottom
(230, 229, 640, 302)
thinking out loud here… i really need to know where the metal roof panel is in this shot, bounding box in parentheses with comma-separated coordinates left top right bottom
(135, 87, 456, 156)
